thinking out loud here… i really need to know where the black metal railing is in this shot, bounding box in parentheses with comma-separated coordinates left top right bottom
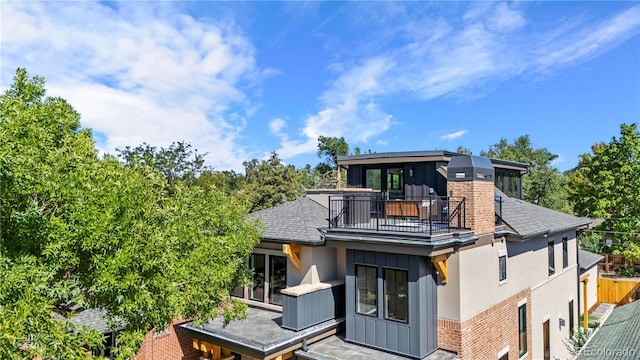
(328, 194, 466, 236)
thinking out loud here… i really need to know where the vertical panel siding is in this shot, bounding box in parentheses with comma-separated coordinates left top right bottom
(345, 249, 438, 358)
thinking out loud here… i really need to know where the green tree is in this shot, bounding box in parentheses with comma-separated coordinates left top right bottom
(117, 141, 207, 190)
(0, 69, 260, 358)
(568, 123, 640, 244)
(196, 169, 246, 195)
(316, 135, 349, 173)
(456, 146, 472, 155)
(242, 152, 305, 212)
(481, 135, 568, 211)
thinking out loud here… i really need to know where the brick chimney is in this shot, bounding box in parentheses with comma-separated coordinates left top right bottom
(447, 155, 495, 236)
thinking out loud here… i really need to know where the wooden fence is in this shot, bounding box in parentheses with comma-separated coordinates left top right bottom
(597, 277, 640, 305)
(598, 254, 640, 273)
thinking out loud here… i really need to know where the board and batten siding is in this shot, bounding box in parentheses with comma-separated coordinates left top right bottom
(345, 249, 438, 359)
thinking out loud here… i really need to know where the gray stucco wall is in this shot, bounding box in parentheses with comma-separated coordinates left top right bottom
(345, 249, 438, 358)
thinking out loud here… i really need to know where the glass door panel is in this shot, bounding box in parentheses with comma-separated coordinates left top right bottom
(387, 168, 404, 199)
(249, 254, 265, 301)
(269, 256, 287, 305)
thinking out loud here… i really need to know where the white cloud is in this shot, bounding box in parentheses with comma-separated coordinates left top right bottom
(1, 1, 260, 171)
(486, 3, 526, 33)
(269, 118, 287, 134)
(440, 130, 468, 140)
(273, 3, 639, 160)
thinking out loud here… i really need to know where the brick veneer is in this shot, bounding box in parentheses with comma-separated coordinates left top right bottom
(438, 288, 532, 360)
(135, 319, 201, 360)
(447, 180, 495, 236)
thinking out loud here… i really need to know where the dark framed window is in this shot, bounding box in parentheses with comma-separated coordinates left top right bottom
(384, 268, 408, 322)
(519, 304, 527, 357)
(269, 255, 287, 305)
(92, 331, 118, 359)
(562, 237, 568, 269)
(499, 255, 507, 282)
(569, 300, 575, 336)
(232, 285, 244, 298)
(249, 254, 265, 301)
(548, 240, 555, 276)
(356, 265, 378, 316)
(365, 168, 382, 191)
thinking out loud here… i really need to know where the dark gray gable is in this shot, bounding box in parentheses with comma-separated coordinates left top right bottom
(496, 189, 590, 238)
(248, 197, 327, 245)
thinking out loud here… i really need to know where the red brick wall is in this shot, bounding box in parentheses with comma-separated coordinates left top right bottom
(438, 289, 532, 360)
(135, 319, 201, 360)
(447, 180, 495, 236)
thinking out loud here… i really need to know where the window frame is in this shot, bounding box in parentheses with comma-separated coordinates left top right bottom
(383, 268, 408, 323)
(548, 240, 555, 276)
(518, 303, 527, 358)
(569, 300, 575, 336)
(268, 255, 287, 306)
(499, 255, 507, 283)
(249, 253, 266, 302)
(562, 237, 568, 269)
(355, 265, 378, 317)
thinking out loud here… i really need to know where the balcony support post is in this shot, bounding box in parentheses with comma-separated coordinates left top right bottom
(431, 254, 449, 284)
(283, 244, 302, 272)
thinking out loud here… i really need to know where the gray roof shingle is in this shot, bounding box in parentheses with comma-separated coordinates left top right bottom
(577, 300, 640, 360)
(249, 197, 327, 244)
(579, 249, 604, 273)
(497, 190, 591, 238)
(67, 308, 117, 334)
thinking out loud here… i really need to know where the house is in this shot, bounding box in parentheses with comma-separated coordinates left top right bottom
(182, 151, 590, 360)
(578, 249, 605, 315)
(576, 299, 640, 360)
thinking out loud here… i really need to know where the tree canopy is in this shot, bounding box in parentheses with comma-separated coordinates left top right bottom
(568, 123, 640, 245)
(242, 152, 306, 212)
(316, 135, 349, 174)
(0, 69, 261, 359)
(481, 135, 569, 212)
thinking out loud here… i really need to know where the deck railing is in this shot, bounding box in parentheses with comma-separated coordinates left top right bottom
(328, 194, 466, 236)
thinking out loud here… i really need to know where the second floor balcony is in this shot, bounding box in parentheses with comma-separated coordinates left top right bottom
(328, 194, 467, 236)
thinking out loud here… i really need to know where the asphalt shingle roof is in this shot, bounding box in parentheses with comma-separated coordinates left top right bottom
(579, 249, 604, 273)
(577, 300, 640, 360)
(249, 197, 327, 244)
(496, 190, 591, 238)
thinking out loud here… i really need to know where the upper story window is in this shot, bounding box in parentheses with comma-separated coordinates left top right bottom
(384, 268, 408, 322)
(495, 169, 522, 199)
(356, 265, 378, 316)
(499, 255, 507, 282)
(562, 237, 568, 269)
(518, 303, 527, 357)
(548, 240, 555, 276)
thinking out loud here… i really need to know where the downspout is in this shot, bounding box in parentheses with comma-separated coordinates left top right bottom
(576, 229, 583, 330)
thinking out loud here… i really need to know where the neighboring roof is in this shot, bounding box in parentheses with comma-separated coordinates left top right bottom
(54, 308, 120, 334)
(248, 197, 327, 245)
(577, 300, 640, 360)
(337, 150, 528, 171)
(496, 190, 591, 239)
(579, 249, 605, 273)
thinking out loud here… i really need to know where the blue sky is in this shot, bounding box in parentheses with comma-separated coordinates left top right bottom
(2, 1, 639, 172)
